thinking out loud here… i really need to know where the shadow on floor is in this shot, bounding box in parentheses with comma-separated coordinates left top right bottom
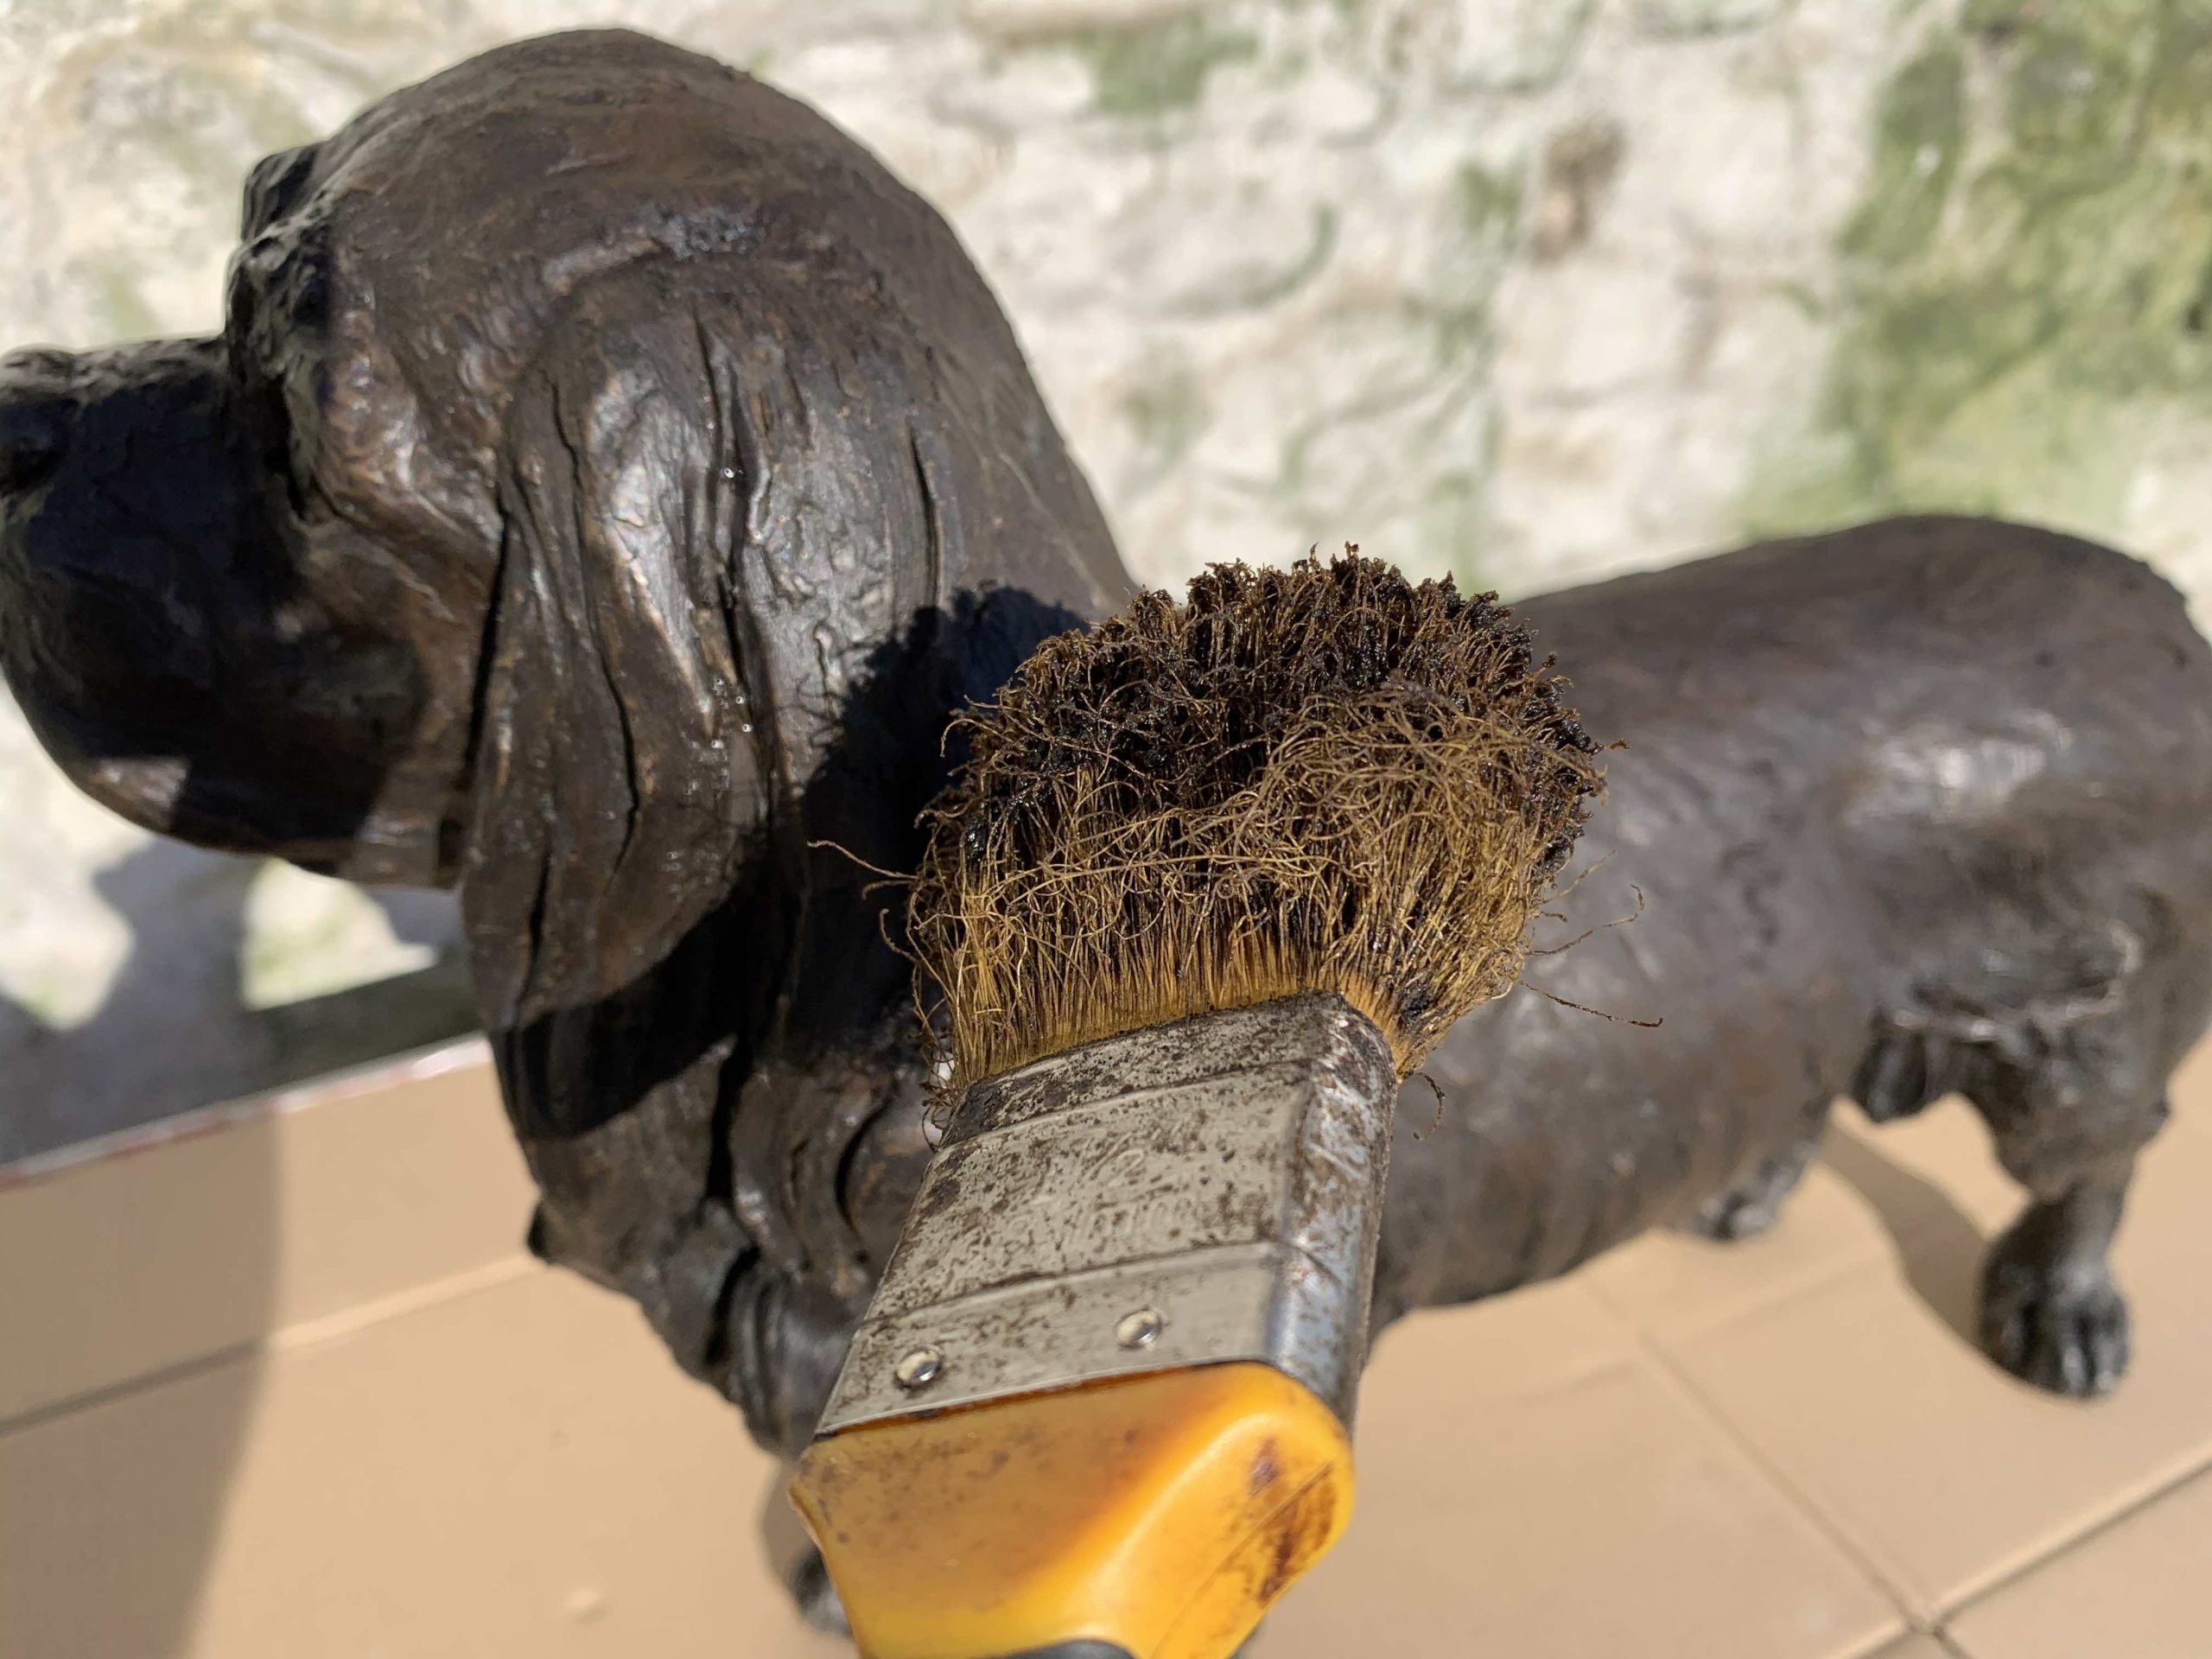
(0, 840, 478, 1164)
(1821, 1117, 1986, 1351)
(0, 843, 487, 1653)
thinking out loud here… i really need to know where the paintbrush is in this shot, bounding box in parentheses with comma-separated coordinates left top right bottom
(791, 550, 1598, 1659)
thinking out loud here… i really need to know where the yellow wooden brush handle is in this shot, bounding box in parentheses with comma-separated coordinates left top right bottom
(790, 1362, 1352, 1659)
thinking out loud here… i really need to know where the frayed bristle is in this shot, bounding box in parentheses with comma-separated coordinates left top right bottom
(910, 550, 1601, 1083)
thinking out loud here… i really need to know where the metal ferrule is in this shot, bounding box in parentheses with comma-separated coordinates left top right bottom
(814, 991, 1401, 1435)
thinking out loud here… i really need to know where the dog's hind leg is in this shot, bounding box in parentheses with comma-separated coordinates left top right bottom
(1857, 942, 2183, 1398)
(1686, 1122, 1826, 1242)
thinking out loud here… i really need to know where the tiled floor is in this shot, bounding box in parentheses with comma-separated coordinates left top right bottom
(4, 1041, 2211, 1657)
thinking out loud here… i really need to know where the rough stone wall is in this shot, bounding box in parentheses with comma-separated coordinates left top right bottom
(5, 0, 2209, 1152)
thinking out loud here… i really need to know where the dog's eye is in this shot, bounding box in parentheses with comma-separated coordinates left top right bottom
(0, 392, 68, 492)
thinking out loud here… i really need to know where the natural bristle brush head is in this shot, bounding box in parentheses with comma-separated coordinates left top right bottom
(911, 548, 1603, 1084)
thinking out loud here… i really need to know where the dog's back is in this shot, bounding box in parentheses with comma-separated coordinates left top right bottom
(1376, 516, 2212, 1397)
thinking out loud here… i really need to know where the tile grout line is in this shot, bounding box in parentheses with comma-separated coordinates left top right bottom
(0, 1335, 263, 1441)
(1934, 1442, 2212, 1633)
(1630, 1327, 1923, 1639)
(1840, 1624, 1969, 1659)
(0, 1036, 493, 1190)
(0, 1253, 540, 1441)
(267, 1254, 540, 1351)
(1599, 1235, 1892, 1357)
(1643, 1315, 2212, 1657)
(1916, 1177, 2212, 1626)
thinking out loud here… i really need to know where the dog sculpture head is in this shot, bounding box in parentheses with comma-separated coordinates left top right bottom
(0, 29, 1130, 1454)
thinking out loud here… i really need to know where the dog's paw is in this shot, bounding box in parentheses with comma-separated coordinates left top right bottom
(1683, 1138, 1821, 1243)
(790, 1546, 851, 1637)
(1684, 1185, 1787, 1242)
(1979, 1241, 2132, 1399)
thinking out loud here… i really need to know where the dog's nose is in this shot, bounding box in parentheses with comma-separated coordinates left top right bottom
(0, 349, 79, 491)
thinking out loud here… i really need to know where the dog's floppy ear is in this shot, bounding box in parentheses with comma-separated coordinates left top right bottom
(462, 303, 771, 1149)
(454, 280, 1103, 1442)
(461, 301, 785, 1381)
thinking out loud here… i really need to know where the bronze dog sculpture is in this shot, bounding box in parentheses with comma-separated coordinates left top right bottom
(4, 29, 2210, 1642)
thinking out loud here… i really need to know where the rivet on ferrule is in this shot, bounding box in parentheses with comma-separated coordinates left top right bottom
(1116, 1308, 1165, 1351)
(893, 1345, 945, 1391)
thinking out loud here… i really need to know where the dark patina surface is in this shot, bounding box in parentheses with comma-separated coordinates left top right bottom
(1394, 520, 2212, 1408)
(3, 26, 2211, 1632)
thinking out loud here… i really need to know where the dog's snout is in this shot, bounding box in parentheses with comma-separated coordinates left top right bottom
(0, 349, 80, 491)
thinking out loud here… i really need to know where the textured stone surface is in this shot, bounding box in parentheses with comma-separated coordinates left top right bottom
(5, 0, 2211, 1150)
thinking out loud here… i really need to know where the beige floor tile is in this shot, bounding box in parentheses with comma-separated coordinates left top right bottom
(256, 1045, 532, 1319)
(2, 1243, 1900, 1659)
(0, 1264, 839, 1659)
(1945, 1466, 2212, 1659)
(1368, 1270, 1639, 1398)
(0, 1043, 532, 1426)
(1580, 1159, 1891, 1340)
(1263, 1282, 1903, 1659)
(1659, 1121, 2212, 1619)
(8, 1032, 2204, 1658)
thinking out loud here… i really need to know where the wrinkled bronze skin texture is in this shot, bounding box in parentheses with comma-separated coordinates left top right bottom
(5, 29, 2212, 1570)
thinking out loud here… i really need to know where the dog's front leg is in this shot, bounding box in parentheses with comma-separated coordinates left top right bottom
(1979, 1150, 2139, 1397)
